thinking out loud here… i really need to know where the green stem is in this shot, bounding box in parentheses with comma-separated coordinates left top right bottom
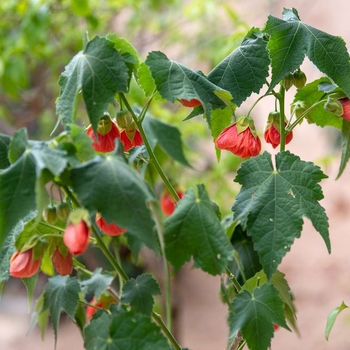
(150, 201, 173, 331)
(246, 93, 274, 118)
(112, 238, 125, 293)
(152, 312, 182, 350)
(236, 340, 246, 350)
(277, 85, 286, 151)
(225, 267, 242, 293)
(119, 93, 180, 202)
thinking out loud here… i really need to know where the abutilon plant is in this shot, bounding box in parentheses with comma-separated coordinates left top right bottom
(2, 7, 350, 350)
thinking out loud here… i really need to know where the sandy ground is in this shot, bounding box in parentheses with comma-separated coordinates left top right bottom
(2, 1, 350, 349)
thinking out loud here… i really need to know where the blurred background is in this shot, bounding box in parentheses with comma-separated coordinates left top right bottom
(1, 0, 350, 349)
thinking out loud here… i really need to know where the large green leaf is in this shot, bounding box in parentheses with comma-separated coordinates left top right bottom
(121, 273, 161, 315)
(265, 8, 350, 95)
(70, 155, 158, 252)
(145, 51, 233, 122)
(80, 268, 113, 300)
(208, 28, 269, 107)
(232, 151, 330, 280)
(84, 305, 172, 350)
(43, 275, 80, 345)
(292, 78, 343, 129)
(0, 134, 11, 169)
(229, 283, 289, 350)
(164, 184, 233, 275)
(337, 120, 350, 179)
(143, 115, 191, 167)
(56, 36, 129, 133)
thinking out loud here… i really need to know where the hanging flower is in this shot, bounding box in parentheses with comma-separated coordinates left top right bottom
(339, 98, 350, 121)
(86, 294, 117, 320)
(52, 248, 73, 276)
(86, 114, 120, 153)
(161, 190, 184, 216)
(63, 220, 90, 256)
(120, 128, 143, 152)
(95, 214, 127, 236)
(264, 111, 293, 149)
(9, 249, 41, 278)
(179, 99, 202, 107)
(215, 116, 261, 158)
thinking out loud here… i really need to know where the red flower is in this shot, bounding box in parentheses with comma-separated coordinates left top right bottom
(96, 214, 127, 236)
(273, 324, 280, 331)
(120, 129, 143, 152)
(86, 117, 120, 153)
(216, 120, 261, 158)
(86, 297, 104, 320)
(63, 221, 90, 256)
(264, 124, 293, 149)
(52, 248, 73, 276)
(161, 191, 184, 216)
(10, 249, 41, 278)
(339, 98, 350, 121)
(179, 99, 201, 107)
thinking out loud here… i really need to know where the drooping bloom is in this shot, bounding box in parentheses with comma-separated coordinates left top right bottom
(86, 114, 120, 153)
(95, 214, 127, 236)
(52, 248, 73, 275)
(120, 128, 143, 152)
(215, 116, 261, 158)
(63, 220, 90, 256)
(86, 294, 117, 320)
(264, 111, 293, 149)
(161, 191, 184, 216)
(339, 98, 350, 121)
(179, 99, 202, 108)
(10, 249, 41, 278)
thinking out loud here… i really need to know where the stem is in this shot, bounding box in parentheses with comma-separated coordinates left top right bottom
(150, 201, 173, 330)
(277, 85, 286, 151)
(246, 93, 274, 118)
(39, 221, 65, 233)
(152, 312, 182, 350)
(112, 238, 125, 293)
(236, 340, 247, 350)
(225, 267, 242, 293)
(119, 93, 180, 202)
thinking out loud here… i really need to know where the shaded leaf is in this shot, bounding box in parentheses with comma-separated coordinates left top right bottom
(208, 28, 269, 106)
(121, 273, 161, 315)
(232, 151, 330, 280)
(337, 120, 350, 179)
(80, 268, 113, 300)
(8, 128, 27, 163)
(22, 274, 39, 311)
(0, 134, 11, 169)
(28, 293, 50, 340)
(164, 184, 233, 275)
(325, 301, 349, 340)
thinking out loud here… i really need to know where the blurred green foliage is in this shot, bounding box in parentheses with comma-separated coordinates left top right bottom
(0, 0, 248, 214)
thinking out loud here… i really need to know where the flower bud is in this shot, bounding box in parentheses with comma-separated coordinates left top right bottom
(324, 97, 343, 116)
(10, 249, 41, 278)
(264, 111, 293, 149)
(290, 100, 310, 123)
(116, 110, 133, 129)
(281, 73, 294, 91)
(56, 202, 71, 222)
(160, 190, 184, 216)
(97, 114, 113, 136)
(63, 220, 90, 256)
(52, 248, 73, 276)
(293, 69, 307, 89)
(43, 205, 58, 225)
(95, 214, 127, 236)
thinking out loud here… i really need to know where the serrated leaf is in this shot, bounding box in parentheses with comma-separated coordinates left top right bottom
(325, 301, 349, 340)
(164, 184, 233, 275)
(265, 8, 350, 95)
(22, 274, 39, 311)
(43, 275, 80, 346)
(0, 134, 11, 169)
(56, 36, 129, 133)
(70, 155, 158, 252)
(230, 283, 289, 350)
(143, 115, 191, 167)
(232, 151, 330, 280)
(80, 268, 113, 299)
(145, 51, 232, 122)
(208, 29, 269, 106)
(293, 78, 343, 128)
(106, 33, 139, 67)
(67, 124, 95, 162)
(84, 305, 172, 350)
(121, 273, 161, 315)
(337, 120, 350, 179)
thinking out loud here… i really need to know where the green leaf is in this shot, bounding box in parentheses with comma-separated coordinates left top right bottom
(84, 305, 172, 350)
(70, 155, 158, 252)
(265, 8, 350, 95)
(80, 268, 113, 299)
(143, 115, 191, 167)
(137, 62, 163, 99)
(208, 28, 269, 107)
(229, 283, 289, 350)
(164, 184, 233, 275)
(337, 120, 350, 179)
(325, 301, 349, 340)
(8, 128, 27, 163)
(121, 273, 161, 315)
(43, 275, 81, 345)
(28, 293, 50, 340)
(232, 151, 330, 280)
(56, 36, 129, 133)
(293, 78, 343, 129)
(22, 274, 39, 311)
(0, 134, 11, 170)
(74, 302, 86, 335)
(145, 51, 232, 122)
(67, 124, 95, 162)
